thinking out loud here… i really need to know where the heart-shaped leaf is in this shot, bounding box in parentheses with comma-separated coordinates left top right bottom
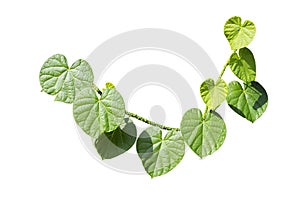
(180, 108, 226, 158)
(226, 81, 268, 122)
(224, 16, 256, 50)
(229, 47, 256, 83)
(73, 86, 125, 138)
(200, 78, 228, 110)
(39, 54, 94, 103)
(137, 127, 185, 178)
(94, 117, 136, 160)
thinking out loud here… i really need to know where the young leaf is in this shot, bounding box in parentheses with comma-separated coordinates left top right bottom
(224, 16, 256, 50)
(73, 87, 125, 138)
(200, 78, 228, 110)
(180, 108, 226, 158)
(105, 82, 115, 89)
(137, 127, 185, 178)
(229, 47, 256, 83)
(226, 81, 268, 122)
(94, 117, 136, 160)
(39, 54, 94, 103)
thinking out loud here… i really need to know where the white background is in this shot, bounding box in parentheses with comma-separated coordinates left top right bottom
(1, 0, 299, 199)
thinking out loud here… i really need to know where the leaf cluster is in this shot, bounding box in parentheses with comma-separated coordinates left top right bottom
(39, 16, 268, 178)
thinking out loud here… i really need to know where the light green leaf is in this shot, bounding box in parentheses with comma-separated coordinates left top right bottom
(105, 82, 115, 89)
(94, 117, 136, 160)
(137, 127, 185, 178)
(70, 59, 95, 90)
(224, 16, 256, 50)
(226, 81, 268, 122)
(200, 78, 228, 110)
(73, 87, 125, 138)
(229, 47, 256, 83)
(54, 72, 74, 103)
(39, 54, 94, 103)
(180, 108, 226, 158)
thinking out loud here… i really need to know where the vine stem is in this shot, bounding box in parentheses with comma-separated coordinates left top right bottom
(217, 58, 230, 80)
(93, 84, 180, 131)
(125, 111, 180, 131)
(203, 106, 209, 119)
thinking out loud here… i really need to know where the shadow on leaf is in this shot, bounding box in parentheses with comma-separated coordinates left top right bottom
(94, 117, 137, 160)
(228, 104, 246, 118)
(250, 81, 268, 110)
(136, 130, 154, 154)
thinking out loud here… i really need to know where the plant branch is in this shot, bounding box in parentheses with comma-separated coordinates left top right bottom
(217, 58, 230, 80)
(125, 111, 180, 131)
(203, 106, 209, 119)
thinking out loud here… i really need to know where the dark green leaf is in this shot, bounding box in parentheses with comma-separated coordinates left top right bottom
(226, 81, 268, 122)
(94, 118, 136, 159)
(229, 47, 256, 83)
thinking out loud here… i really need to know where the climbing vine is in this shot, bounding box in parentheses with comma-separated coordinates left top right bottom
(39, 16, 268, 178)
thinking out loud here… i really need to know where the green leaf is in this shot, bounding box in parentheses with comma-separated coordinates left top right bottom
(73, 87, 125, 138)
(70, 59, 95, 90)
(200, 78, 228, 110)
(224, 16, 256, 50)
(229, 47, 256, 83)
(39, 54, 94, 103)
(180, 108, 226, 158)
(137, 127, 185, 178)
(226, 81, 268, 122)
(94, 117, 136, 159)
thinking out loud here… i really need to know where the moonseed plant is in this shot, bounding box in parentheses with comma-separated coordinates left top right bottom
(39, 16, 268, 178)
